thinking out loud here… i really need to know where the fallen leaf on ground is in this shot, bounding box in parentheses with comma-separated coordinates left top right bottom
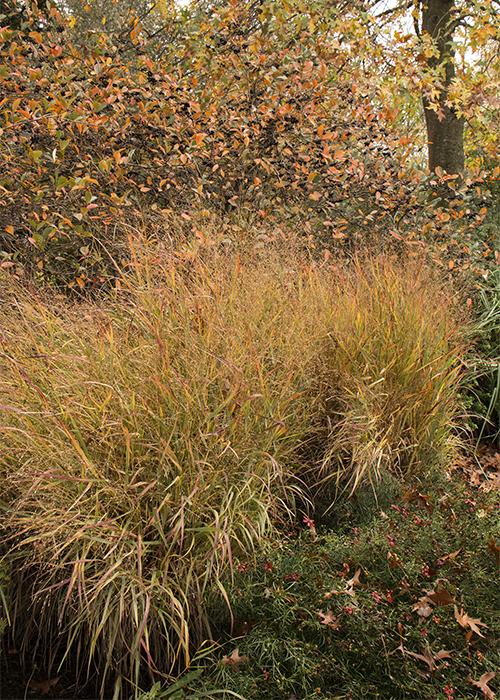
(317, 610, 341, 628)
(469, 671, 496, 699)
(412, 599, 433, 617)
(413, 584, 455, 617)
(424, 585, 456, 606)
(234, 618, 257, 636)
(454, 605, 489, 637)
(488, 539, 500, 567)
(391, 644, 452, 672)
(221, 648, 248, 669)
(436, 549, 462, 566)
(346, 568, 368, 589)
(28, 677, 60, 695)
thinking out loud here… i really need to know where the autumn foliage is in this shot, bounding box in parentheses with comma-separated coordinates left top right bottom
(0, 0, 433, 288)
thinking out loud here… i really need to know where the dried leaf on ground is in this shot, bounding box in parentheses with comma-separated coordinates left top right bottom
(412, 599, 433, 617)
(221, 648, 248, 669)
(346, 568, 368, 589)
(436, 549, 462, 566)
(454, 605, 489, 637)
(391, 644, 452, 672)
(425, 585, 456, 606)
(469, 671, 496, 699)
(28, 678, 60, 695)
(317, 610, 341, 629)
(413, 584, 455, 617)
(488, 539, 500, 567)
(450, 446, 500, 492)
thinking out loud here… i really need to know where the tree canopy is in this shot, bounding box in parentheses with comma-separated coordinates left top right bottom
(0, 0, 499, 288)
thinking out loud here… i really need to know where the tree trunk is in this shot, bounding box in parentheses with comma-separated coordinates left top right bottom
(421, 0, 464, 176)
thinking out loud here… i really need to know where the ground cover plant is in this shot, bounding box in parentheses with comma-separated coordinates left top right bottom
(196, 468, 500, 700)
(0, 236, 469, 698)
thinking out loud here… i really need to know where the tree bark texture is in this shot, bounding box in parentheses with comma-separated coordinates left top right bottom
(421, 0, 464, 175)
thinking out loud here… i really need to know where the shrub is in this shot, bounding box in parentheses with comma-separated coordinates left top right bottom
(464, 266, 500, 442)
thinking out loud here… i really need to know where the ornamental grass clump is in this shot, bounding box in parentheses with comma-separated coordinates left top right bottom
(0, 240, 322, 698)
(314, 256, 467, 497)
(0, 239, 468, 698)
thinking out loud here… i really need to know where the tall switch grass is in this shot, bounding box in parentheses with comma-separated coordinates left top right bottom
(0, 246, 320, 698)
(314, 256, 467, 497)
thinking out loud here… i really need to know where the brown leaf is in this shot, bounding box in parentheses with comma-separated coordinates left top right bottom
(454, 605, 489, 637)
(434, 649, 453, 661)
(425, 585, 455, 606)
(413, 584, 454, 617)
(412, 599, 433, 618)
(393, 644, 452, 672)
(221, 648, 248, 669)
(404, 647, 436, 671)
(28, 678, 60, 695)
(488, 539, 500, 567)
(234, 618, 257, 636)
(317, 610, 341, 629)
(436, 549, 462, 566)
(416, 493, 434, 514)
(346, 568, 368, 589)
(469, 672, 496, 699)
